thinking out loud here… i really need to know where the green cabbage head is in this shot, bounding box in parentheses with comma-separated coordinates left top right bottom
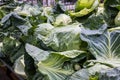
(75, 0, 95, 12)
(54, 14, 72, 27)
(69, 0, 99, 17)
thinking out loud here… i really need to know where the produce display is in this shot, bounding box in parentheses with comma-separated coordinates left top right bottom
(0, 0, 120, 80)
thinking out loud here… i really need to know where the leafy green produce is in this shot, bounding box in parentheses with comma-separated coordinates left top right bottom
(114, 11, 120, 26)
(70, 24, 120, 79)
(1, 37, 24, 63)
(75, 0, 95, 12)
(1, 12, 32, 35)
(69, 63, 109, 80)
(0, 9, 5, 19)
(14, 55, 26, 77)
(25, 43, 86, 80)
(104, 0, 120, 26)
(69, 0, 99, 17)
(1, 0, 120, 80)
(82, 14, 105, 29)
(35, 23, 54, 36)
(80, 24, 120, 67)
(54, 14, 72, 26)
(40, 7, 55, 23)
(35, 23, 82, 51)
(14, 4, 41, 16)
(99, 67, 120, 80)
(53, 1, 66, 13)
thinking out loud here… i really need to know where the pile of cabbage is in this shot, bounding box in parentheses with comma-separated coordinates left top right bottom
(1, 0, 120, 80)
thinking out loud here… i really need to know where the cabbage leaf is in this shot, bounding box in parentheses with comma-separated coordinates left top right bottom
(25, 43, 86, 80)
(35, 23, 82, 51)
(69, 24, 120, 80)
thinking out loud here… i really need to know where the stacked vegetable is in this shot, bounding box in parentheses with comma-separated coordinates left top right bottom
(1, 0, 120, 80)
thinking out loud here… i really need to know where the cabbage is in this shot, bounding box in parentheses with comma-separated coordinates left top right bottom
(14, 4, 40, 16)
(69, 24, 120, 80)
(75, 0, 95, 12)
(35, 23, 81, 51)
(54, 14, 72, 26)
(25, 43, 86, 80)
(69, 0, 99, 17)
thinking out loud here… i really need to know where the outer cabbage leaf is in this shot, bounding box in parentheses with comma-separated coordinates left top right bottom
(1, 12, 32, 35)
(14, 55, 26, 77)
(107, 0, 120, 10)
(80, 24, 120, 67)
(109, 26, 120, 32)
(25, 43, 86, 80)
(0, 9, 5, 19)
(1, 37, 24, 62)
(53, 1, 66, 14)
(1, 12, 25, 28)
(82, 14, 105, 30)
(35, 23, 82, 51)
(69, 63, 109, 80)
(69, 24, 120, 80)
(99, 67, 120, 80)
(104, 0, 120, 26)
